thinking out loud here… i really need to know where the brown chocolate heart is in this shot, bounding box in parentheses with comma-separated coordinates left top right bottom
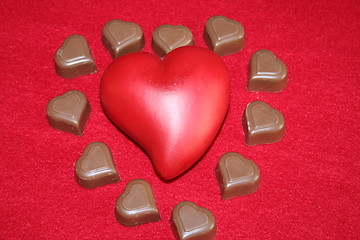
(46, 90, 91, 136)
(152, 24, 194, 57)
(242, 101, 285, 146)
(55, 35, 97, 79)
(216, 152, 260, 199)
(247, 49, 288, 92)
(75, 142, 119, 189)
(204, 15, 245, 56)
(122, 183, 151, 210)
(172, 201, 216, 240)
(115, 179, 160, 226)
(102, 19, 144, 59)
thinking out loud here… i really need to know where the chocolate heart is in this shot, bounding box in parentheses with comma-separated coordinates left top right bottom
(152, 24, 194, 57)
(55, 35, 97, 79)
(242, 101, 285, 146)
(247, 49, 288, 92)
(75, 142, 119, 189)
(216, 152, 260, 199)
(46, 90, 91, 136)
(172, 201, 216, 240)
(115, 179, 160, 226)
(122, 184, 151, 210)
(204, 15, 245, 56)
(102, 20, 144, 59)
(100, 46, 230, 179)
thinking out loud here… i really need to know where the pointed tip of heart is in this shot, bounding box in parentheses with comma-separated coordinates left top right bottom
(150, 146, 209, 180)
(150, 150, 186, 180)
(152, 160, 187, 180)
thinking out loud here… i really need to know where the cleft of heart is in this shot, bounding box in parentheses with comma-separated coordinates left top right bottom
(100, 46, 230, 180)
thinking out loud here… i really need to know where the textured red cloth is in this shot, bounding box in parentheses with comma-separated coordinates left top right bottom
(1, 0, 359, 239)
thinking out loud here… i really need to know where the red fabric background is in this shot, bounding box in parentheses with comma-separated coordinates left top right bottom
(1, 0, 359, 239)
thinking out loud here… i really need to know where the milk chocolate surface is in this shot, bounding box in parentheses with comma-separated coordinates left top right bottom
(242, 101, 285, 146)
(46, 90, 91, 136)
(55, 35, 97, 79)
(216, 152, 260, 199)
(247, 49, 288, 92)
(204, 15, 245, 56)
(75, 142, 119, 189)
(115, 179, 160, 227)
(152, 24, 194, 57)
(172, 201, 216, 240)
(102, 20, 145, 59)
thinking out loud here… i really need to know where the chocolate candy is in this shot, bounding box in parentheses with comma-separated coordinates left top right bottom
(216, 152, 260, 199)
(152, 24, 194, 57)
(204, 15, 245, 56)
(242, 101, 285, 146)
(247, 49, 288, 92)
(75, 142, 120, 189)
(55, 35, 97, 79)
(115, 179, 160, 226)
(102, 20, 145, 59)
(46, 90, 91, 136)
(172, 201, 216, 240)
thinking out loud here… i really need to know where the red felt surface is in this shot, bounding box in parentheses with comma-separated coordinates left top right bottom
(1, 0, 359, 239)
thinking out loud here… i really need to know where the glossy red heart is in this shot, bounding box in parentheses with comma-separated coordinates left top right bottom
(100, 46, 230, 179)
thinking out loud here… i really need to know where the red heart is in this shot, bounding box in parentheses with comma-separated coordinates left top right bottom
(100, 46, 230, 179)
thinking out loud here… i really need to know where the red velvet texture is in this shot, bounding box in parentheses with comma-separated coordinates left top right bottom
(1, 0, 359, 239)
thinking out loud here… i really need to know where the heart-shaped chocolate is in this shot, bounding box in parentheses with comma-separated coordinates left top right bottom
(115, 179, 160, 226)
(216, 152, 260, 199)
(172, 201, 216, 240)
(204, 15, 245, 56)
(247, 49, 288, 92)
(100, 46, 230, 179)
(75, 142, 119, 189)
(102, 20, 144, 59)
(55, 35, 97, 79)
(242, 101, 285, 146)
(152, 24, 194, 57)
(46, 90, 91, 136)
